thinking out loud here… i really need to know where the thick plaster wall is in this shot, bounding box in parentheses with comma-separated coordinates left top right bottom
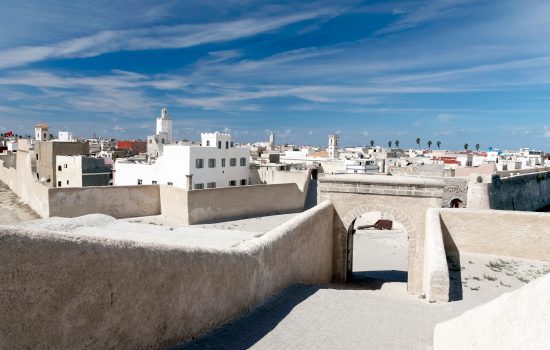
(181, 183, 307, 224)
(0, 201, 334, 350)
(433, 273, 550, 350)
(48, 185, 161, 218)
(439, 208, 550, 261)
(0, 147, 49, 217)
(422, 208, 450, 302)
(489, 171, 550, 211)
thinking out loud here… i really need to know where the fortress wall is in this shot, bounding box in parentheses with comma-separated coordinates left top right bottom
(0, 151, 50, 217)
(0, 201, 334, 350)
(181, 183, 307, 225)
(423, 208, 450, 302)
(489, 171, 550, 211)
(439, 208, 550, 261)
(48, 185, 161, 218)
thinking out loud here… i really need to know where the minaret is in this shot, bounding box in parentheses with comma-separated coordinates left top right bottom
(328, 134, 339, 159)
(35, 123, 50, 142)
(269, 131, 275, 148)
(156, 107, 173, 143)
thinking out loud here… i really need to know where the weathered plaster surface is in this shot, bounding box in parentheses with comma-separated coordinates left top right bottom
(439, 208, 550, 261)
(423, 208, 450, 302)
(49, 185, 161, 218)
(489, 171, 550, 211)
(0, 201, 334, 350)
(433, 273, 550, 350)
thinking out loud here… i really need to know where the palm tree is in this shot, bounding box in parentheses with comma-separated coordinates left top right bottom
(416, 137, 421, 149)
(427, 140, 433, 150)
(464, 143, 469, 151)
(388, 141, 392, 149)
(370, 140, 375, 147)
(436, 141, 441, 149)
(395, 140, 399, 148)
(475, 143, 480, 151)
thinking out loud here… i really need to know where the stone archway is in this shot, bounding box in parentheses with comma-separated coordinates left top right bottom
(319, 174, 446, 294)
(341, 203, 418, 285)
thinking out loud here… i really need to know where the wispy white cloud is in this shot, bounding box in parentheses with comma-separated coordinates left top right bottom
(0, 8, 337, 69)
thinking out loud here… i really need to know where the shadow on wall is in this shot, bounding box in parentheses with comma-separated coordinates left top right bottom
(347, 270, 408, 291)
(172, 284, 319, 350)
(440, 218, 463, 301)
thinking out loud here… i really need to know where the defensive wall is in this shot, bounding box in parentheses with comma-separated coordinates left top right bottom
(0, 201, 334, 350)
(423, 208, 550, 302)
(489, 170, 550, 211)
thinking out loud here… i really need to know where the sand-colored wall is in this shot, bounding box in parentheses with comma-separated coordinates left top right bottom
(423, 208, 450, 302)
(439, 208, 550, 261)
(0, 201, 334, 350)
(48, 185, 161, 218)
(0, 147, 50, 217)
(433, 273, 550, 350)
(179, 183, 307, 224)
(489, 171, 550, 211)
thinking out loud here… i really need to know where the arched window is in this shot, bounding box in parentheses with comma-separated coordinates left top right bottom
(450, 198, 464, 208)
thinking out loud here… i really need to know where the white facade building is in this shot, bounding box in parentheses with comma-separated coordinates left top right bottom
(116, 132, 250, 190)
(56, 155, 112, 187)
(58, 131, 73, 142)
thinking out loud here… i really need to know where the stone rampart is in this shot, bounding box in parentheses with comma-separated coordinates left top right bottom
(423, 208, 450, 302)
(48, 185, 161, 218)
(489, 171, 550, 211)
(0, 201, 334, 350)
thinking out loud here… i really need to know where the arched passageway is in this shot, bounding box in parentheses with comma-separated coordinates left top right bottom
(346, 211, 409, 287)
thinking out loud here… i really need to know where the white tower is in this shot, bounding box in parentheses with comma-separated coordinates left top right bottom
(328, 134, 339, 159)
(35, 123, 50, 142)
(269, 131, 275, 148)
(156, 107, 173, 143)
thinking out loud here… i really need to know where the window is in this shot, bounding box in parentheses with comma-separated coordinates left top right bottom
(225, 141, 229, 149)
(206, 140, 210, 146)
(196, 159, 204, 168)
(149, 139, 152, 144)
(240, 179, 247, 186)
(194, 183, 204, 189)
(230, 158, 236, 167)
(208, 158, 216, 168)
(221, 158, 226, 167)
(161, 138, 165, 144)
(167, 182, 173, 186)
(43, 133, 46, 138)
(240, 157, 246, 166)
(57, 181, 61, 187)
(36, 154, 39, 160)
(217, 141, 222, 149)
(66, 180, 69, 185)
(138, 179, 143, 185)
(231, 141, 234, 147)
(207, 182, 216, 188)
(152, 180, 157, 184)
(229, 180, 237, 186)
(64, 164, 67, 168)
(58, 165, 62, 171)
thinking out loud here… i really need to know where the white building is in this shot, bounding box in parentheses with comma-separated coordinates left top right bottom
(56, 155, 112, 187)
(115, 132, 250, 190)
(58, 131, 73, 142)
(345, 158, 379, 173)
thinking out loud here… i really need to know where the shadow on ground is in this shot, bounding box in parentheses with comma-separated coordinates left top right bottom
(344, 270, 408, 290)
(172, 284, 320, 350)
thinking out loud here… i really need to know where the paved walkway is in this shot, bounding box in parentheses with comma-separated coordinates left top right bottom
(174, 228, 546, 350)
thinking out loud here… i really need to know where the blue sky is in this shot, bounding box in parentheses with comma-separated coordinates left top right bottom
(0, 0, 550, 150)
